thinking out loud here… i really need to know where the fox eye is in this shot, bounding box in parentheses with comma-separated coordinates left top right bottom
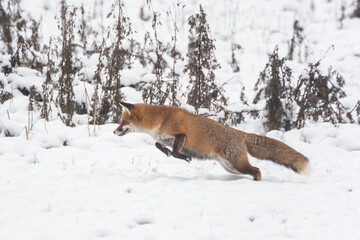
(122, 120, 128, 125)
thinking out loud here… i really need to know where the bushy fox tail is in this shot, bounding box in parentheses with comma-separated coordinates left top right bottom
(244, 133, 311, 175)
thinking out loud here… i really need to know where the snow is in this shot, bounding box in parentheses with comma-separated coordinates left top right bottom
(1, 123, 360, 239)
(1, 0, 360, 239)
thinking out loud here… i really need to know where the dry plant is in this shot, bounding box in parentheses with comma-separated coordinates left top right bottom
(254, 46, 295, 131)
(142, 11, 169, 105)
(352, 0, 360, 17)
(56, 0, 77, 127)
(100, 0, 132, 123)
(231, 43, 241, 73)
(0, 80, 13, 104)
(40, 38, 57, 121)
(166, 1, 184, 106)
(287, 20, 308, 63)
(184, 5, 227, 114)
(294, 59, 350, 128)
(26, 85, 41, 140)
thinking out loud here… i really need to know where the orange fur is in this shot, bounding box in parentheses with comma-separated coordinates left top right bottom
(114, 103, 310, 181)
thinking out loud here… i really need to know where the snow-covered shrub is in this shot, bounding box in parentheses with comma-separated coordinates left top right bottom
(231, 43, 241, 73)
(40, 38, 56, 122)
(184, 5, 227, 114)
(0, 79, 13, 104)
(100, 0, 132, 123)
(294, 60, 350, 127)
(165, 3, 184, 106)
(254, 46, 295, 131)
(352, 0, 360, 18)
(142, 11, 170, 105)
(56, 0, 77, 127)
(0, 0, 13, 53)
(287, 20, 308, 63)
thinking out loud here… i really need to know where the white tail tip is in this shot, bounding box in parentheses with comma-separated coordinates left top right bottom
(300, 163, 313, 176)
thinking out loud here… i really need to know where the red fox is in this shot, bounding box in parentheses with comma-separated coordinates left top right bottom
(114, 102, 311, 181)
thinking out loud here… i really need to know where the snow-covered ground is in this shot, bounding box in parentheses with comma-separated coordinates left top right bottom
(1, 0, 360, 239)
(1, 121, 360, 239)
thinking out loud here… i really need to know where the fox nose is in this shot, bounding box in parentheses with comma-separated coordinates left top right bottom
(113, 128, 122, 134)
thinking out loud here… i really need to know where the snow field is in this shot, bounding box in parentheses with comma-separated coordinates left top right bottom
(1, 0, 360, 239)
(1, 118, 360, 239)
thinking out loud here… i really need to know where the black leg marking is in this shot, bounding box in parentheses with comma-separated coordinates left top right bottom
(155, 142, 172, 157)
(155, 136, 192, 163)
(173, 153, 192, 162)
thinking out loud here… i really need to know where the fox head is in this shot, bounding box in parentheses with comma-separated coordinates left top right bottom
(113, 102, 140, 136)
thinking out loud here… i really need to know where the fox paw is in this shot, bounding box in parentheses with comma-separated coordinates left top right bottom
(184, 156, 192, 162)
(166, 150, 172, 157)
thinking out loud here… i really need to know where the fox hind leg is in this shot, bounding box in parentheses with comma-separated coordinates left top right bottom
(236, 163, 261, 181)
(234, 152, 262, 181)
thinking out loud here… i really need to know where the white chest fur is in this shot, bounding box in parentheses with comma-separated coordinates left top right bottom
(135, 125, 174, 146)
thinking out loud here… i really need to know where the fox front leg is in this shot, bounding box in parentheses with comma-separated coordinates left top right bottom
(155, 134, 192, 162)
(155, 142, 172, 157)
(172, 134, 191, 162)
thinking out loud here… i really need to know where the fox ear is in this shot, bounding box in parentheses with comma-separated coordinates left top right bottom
(120, 102, 134, 112)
